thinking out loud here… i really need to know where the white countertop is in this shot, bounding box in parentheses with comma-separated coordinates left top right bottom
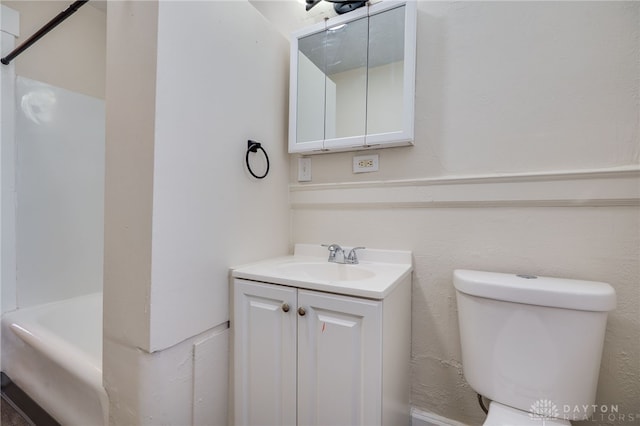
(231, 244, 413, 299)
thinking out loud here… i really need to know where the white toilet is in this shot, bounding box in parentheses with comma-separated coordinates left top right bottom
(454, 269, 616, 425)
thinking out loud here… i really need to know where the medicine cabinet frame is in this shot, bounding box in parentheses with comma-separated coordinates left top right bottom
(288, 0, 417, 154)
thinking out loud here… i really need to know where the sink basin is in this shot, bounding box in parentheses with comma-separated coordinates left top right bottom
(231, 244, 413, 299)
(277, 262, 376, 282)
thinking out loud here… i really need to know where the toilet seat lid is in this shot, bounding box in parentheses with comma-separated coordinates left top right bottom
(484, 402, 571, 426)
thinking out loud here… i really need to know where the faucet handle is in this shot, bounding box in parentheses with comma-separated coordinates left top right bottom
(346, 247, 365, 264)
(322, 243, 343, 262)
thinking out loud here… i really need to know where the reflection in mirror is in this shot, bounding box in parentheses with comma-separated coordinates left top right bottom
(367, 5, 405, 135)
(325, 17, 368, 139)
(297, 31, 326, 143)
(297, 17, 369, 143)
(292, 2, 413, 152)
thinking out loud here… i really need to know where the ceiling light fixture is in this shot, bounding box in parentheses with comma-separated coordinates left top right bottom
(305, 0, 367, 15)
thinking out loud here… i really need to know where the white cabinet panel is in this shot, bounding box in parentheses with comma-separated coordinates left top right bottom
(297, 290, 382, 426)
(233, 280, 297, 426)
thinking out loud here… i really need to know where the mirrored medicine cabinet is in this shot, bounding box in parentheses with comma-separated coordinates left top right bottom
(288, 1, 417, 154)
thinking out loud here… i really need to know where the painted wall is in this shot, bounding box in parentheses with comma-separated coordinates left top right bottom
(284, 2, 640, 425)
(149, 0, 290, 351)
(1, 0, 106, 99)
(104, 0, 158, 362)
(104, 1, 290, 423)
(289, 1, 639, 183)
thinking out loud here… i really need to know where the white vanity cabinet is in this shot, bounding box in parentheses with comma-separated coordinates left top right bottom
(231, 276, 410, 426)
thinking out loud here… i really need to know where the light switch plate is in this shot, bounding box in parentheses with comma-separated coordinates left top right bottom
(298, 157, 312, 182)
(353, 154, 379, 173)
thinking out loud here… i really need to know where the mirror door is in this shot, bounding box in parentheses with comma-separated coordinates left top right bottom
(323, 15, 368, 150)
(366, 5, 405, 137)
(296, 30, 326, 149)
(289, 1, 416, 154)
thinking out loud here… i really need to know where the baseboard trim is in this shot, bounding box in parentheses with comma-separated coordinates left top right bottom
(411, 407, 471, 426)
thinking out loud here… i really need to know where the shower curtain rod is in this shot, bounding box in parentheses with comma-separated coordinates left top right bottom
(1, 0, 89, 66)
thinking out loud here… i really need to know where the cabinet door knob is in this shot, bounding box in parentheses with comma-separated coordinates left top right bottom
(282, 303, 290, 313)
(298, 307, 306, 316)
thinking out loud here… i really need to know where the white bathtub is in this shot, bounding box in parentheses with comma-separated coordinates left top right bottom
(1, 292, 108, 425)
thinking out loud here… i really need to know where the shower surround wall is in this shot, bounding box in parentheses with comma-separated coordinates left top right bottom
(284, 2, 640, 425)
(1, 4, 19, 314)
(1, 1, 106, 313)
(15, 77, 104, 307)
(104, 1, 289, 424)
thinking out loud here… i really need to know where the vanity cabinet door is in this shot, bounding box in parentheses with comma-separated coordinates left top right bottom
(297, 289, 383, 426)
(233, 280, 297, 426)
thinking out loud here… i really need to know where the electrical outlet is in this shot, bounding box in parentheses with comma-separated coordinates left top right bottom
(298, 157, 312, 182)
(353, 154, 379, 173)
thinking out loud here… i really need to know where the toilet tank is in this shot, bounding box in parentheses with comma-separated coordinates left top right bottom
(454, 270, 616, 421)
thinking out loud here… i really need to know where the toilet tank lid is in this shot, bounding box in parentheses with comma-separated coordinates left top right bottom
(453, 269, 616, 312)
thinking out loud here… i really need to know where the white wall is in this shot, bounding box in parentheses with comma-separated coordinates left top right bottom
(289, 2, 639, 183)
(104, 1, 290, 423)
(149, 0, 291, 351)
(292, 203, 639, 424)
(103, 0, 157, 356)
(284, 2, 640, 425)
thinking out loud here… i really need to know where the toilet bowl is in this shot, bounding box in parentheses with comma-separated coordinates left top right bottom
(453, 269, 616, 425)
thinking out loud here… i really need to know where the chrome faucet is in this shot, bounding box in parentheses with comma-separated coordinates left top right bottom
(322, 244, 365, 264)
(323, 243, 345, 263)
(346, 246, 365, 264)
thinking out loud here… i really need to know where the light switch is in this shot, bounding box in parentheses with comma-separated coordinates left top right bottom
(298, 157, 312, 182)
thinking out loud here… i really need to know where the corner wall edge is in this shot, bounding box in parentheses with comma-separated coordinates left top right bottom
(1, 5, 20, 38)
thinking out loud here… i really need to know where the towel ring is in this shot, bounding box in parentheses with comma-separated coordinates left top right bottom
(246, 140, 270, 179)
